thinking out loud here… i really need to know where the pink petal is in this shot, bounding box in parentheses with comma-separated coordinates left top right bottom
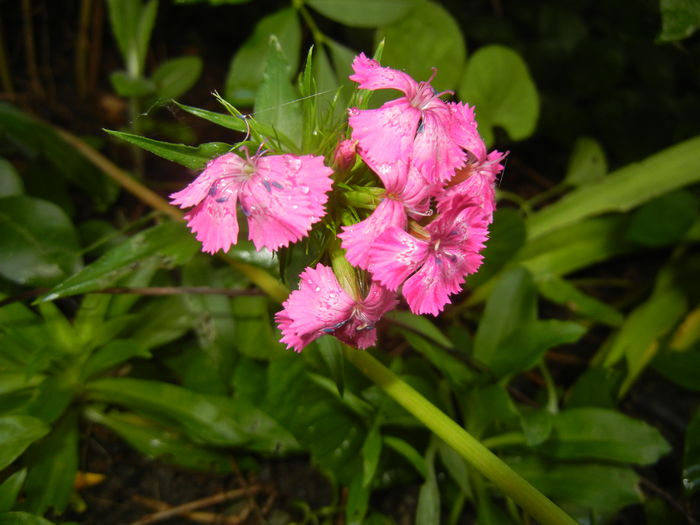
(412, 103, 466, 184)
(369, 227, 429, 291)
(241, 154, 333, 251)
(275, 264, 355, 352)
(170, 153, 244, 208)
(183, 197, 240, 254)
(349, 53, 417, 97)
(448, 102, 487, 161)
(349, 98, 420, 175)
(402, 254, 466, 315)
(339, 198, 407, 270)
(334, 281, 398, 349)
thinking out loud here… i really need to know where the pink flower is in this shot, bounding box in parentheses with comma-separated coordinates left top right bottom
(333, 139, 358, 171)
(170, 151, 333, 253)
(439, 150, 506, 217)
(347, 53, 466, 185)
(275, 264, 397, 352)
(338, 160, 433, 270)
(368, 202, 490, 316)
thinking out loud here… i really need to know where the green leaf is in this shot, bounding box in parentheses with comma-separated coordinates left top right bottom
(105, 129, 231, 169)
(0, 158, 23, 197)
(361, 424, 382, 487)
(683, 406, 700, 494)
(653, 345, 700, 392)
(109, 70, 155, 97)
(151, 56, 203, 101)
(254, 36, 302, 148)
(507, 456, 642, 511)
(387, 310, 453, 348)
(458, 45, 539, 144)
(346, 471, 370, 525)
(436, 439, 470, 495)
(473, 266, 536, 366)
(384, 436, 427, 477)
(528, 136, 700, 240)
(0, 512, 54, 525)
(106, 0, 158, 76)
(658, 0, 700, 41)
(317, 335, 345, 397)
(41, 221, 199, 301)
(0, 469, 27, 512)
(565, 367, 616, 409)
(81, 339, 151, 379)
(225, 8, 301, 105)
(231, 295, 281, 360)
(625, 190, 699, 246)
(537, 275, 624, 327)
(0, 416, 49, 471)
(127, 295, 194, 350)
(0, 196, 82, 287)
(23, 411, 78, 515)
(85, 408, 233, 473)
(538, 407, 671, 465)
(87, 377, 299, 452)
(173, 101, 247, 132)
(415, 443, 439, 525)
(564, 137, 607, 187)
(519, 409, 552, 446)
(308, 0, 418, 28)
(377, 0, 465, 91)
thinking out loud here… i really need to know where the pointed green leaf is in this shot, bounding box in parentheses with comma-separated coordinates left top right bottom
(308, 0, 418, 28)
(317, 335, 345, 397)
(105, 129, 231, 169)
(82, 339, 151, 379)
(0, 416, 49, 471)
(0, 469, 27, 512)
(173, 101, 247, 132)
(0, 512, 54, 525)
(362, 424, 382, 486)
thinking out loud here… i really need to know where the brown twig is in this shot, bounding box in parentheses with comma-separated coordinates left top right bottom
(131, 485, 266, 525)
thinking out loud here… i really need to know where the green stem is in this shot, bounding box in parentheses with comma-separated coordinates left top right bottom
(344, 348, 578, 525)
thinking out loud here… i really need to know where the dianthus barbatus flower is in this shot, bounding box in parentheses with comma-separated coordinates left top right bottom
(338, 160, 434, 270)
(368, 201, 490, 316)
(275, 264, 397, 352)
(170, 151, 333, 253)
(348, 53, 471, 185)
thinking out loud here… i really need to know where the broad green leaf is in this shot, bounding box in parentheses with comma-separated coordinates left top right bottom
(21, 377, 74, 424)
(109, 70, 155, 97)
(225, 8, 300, 105)
(519, 409, 553, 446)
(85, 408, 233, 473)
(0, 158, 23, 196)
(0, 196, 82, 287)
(0, 468, 27, 512)
(377, 1, 465, 92)
(81, 339, 151, 379)
(0, 103, 118, 211)
(466, 384, 518, 438)
(126, 295, 194, 350)
(507, 456, 642, 511)
(625, 189, 699, 246)
(683, 406, 700, 494)
(458, 45, 539, 144)
(527, 136, 700, 239)
(0, 374, 43, 397)
(41, 221, 199, 301)
(565, 367, 616, 409)
(0, 416, 49, 471)
(105, 129, 231, 169)
(23, 411, 78, 515)
(254, 36, 302, 148)
(537, 275, 624, 327)
(564, 137, 607, 187)
(87, 377, 299, 452)
(231, 295, 282, 359)
(658, 0, 700, 41)
(308, 0, 418, 28)
(173, 101, 247, 132)
(473, 266, 536, 366)
(538, 408, 671, 464)
(0, 513, 54, 525)
(151, 55, 203, 101)
(317, 335, 345, 397)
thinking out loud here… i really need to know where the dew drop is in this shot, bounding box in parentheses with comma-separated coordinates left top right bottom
(300, 186, 310, 194)
(314, 286, 321, 292)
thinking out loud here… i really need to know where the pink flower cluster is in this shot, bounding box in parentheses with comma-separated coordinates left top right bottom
(171, 53, 504, 352)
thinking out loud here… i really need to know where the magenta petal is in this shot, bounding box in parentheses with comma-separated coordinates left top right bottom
(183, 198, 240, 254)
(412, 104, 466, 184)
(241, 154, 333, 251)
(275, 264, 355, 352)
(334, 281, 398, 349)
(401, 254, 466, 315)
(170, 153, 244, 208)
(339, 198, 407, 270)
(369, 227, 429, 291)
(349, 98, 420, 174)
(448, 102, 487, 161)
(349, 53, 417, 96)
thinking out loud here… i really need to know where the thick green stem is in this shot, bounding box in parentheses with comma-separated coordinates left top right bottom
(344, 348, 578, 525)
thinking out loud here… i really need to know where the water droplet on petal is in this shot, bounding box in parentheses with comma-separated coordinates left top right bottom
(300, 186, 310, 194)
(314, 286, 321, 292)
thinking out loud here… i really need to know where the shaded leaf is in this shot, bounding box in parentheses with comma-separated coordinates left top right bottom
(317, 335, 345, 397)
(377, 1, 465, 91)
(346, 471, 370, 525)
(109, 70, 155, 97)
(653, 345, 700, 392)
(0, 468, 27, 512)
(0, 158, 23, 197)
(625, 190, 699, 247)
(0, 196, 82, 287)
(0, 512, 54, 525)
(658, 0, 700, 41)
(308, 0, 417, 28)
(0, 416, 49, 471)
(683, 406, 700, 494)
(82, 339, 151, 379)
(151, 56, 203, 101)
(458, 45, 539, 144)
(564, 137, 607, 187)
